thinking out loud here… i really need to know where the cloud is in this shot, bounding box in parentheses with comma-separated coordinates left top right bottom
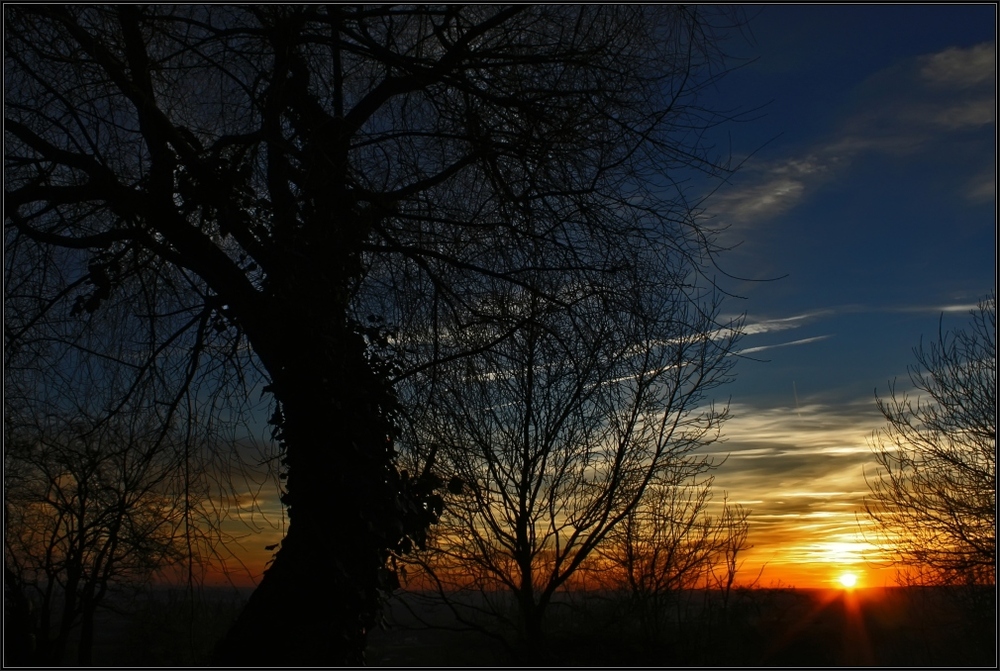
(709, 156, 837, 225)
(702, 399, 890, 575)
(892, 301, 984, 314)
(920, 42, 996, 89)
(714, 43, 995, 230)
(929, 98, 995, 129)
(708, 147, 858, 231)
(722, 178, 805, 220)
(839, 42, 994, 138)
(736, 302, 987, 348)
(737, 334, 831, 356)
(741, 310, 830, 335)
(966, 169, 996, 203)
(726, 309, 835, 358)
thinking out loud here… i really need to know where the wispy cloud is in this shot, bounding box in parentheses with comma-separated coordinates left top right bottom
(928, 99, 995, 129)
(723, 306, 845, 362)
(737, 334, 831, 356)
(919, 42, 996, 88)
(731, 301, 991, 362)
(966, 168, 996, 203)
(713, 42, 996, 229)
(891, 301, 984, 314)
(740, 310, 832, 335)
(711, 176, 807, 223)
(704, 399, 891, 580)
(710, 158, 834, 225)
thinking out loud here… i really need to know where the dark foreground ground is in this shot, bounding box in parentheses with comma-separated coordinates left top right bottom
(10, 584, 995, 666)
(367, 586, 996, 667)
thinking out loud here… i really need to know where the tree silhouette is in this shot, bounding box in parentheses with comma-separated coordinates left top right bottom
(395, 270, 740, 659)
(597, 484, 752, 643)
(5, 6, 748, 663)
(864, 295, 995, 599)
(4, 418, 188, 665)
(4, 284, 260, 665)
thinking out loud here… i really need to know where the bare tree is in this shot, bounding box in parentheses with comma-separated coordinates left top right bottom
(397, 270, 740, 659)
(4, 171, 275, 666)
(708, 500, 754, 615)
(3, 295, 260, 666)
(864, 294, 996, 598)
(597, 479, 752, 631)
(5, 413, 189, 665)
(5, 6, 749, 663)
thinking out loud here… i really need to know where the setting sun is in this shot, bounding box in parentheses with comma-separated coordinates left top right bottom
(838, 572, 858, 589)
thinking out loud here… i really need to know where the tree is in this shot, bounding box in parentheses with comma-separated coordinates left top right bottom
(5, 6, 748, 663)
(4, 183, 273, 665)
(3, 289, 258, 665)
(596, 484, 752, 640)
(864, 294, 996, 595)
(4, 416, 187, 665)
(396, 272, 740, 659)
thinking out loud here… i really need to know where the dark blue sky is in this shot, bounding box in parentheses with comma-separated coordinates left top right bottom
(691, 4, 995, 588)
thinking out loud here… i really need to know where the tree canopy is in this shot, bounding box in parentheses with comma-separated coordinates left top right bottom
(5, 6, 748, 664)
(865, 295, 996, 595)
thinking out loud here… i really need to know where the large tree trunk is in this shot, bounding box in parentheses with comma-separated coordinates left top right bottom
(519, 599, 553, 665)
(213, 300, 425, 665)
(515, 563, 549, 665)
(208, 101, 429, 659)
(211, 515, 375, 665)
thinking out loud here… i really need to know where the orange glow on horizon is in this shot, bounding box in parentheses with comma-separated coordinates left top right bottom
(184, 547, 901, 592)
(728, 558, 896, 591)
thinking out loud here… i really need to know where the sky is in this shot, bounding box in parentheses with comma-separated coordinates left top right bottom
(211, 5, 995, 591)
(691, 4, 996, 589)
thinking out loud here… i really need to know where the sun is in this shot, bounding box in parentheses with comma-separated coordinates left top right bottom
(837, 572, 858, 589)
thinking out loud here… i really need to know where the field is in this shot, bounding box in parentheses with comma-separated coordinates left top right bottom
(12, 584, 994, 666)
(367, 586, 996, 667)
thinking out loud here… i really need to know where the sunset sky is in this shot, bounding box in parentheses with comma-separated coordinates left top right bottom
(696, 4, 995, 589)
(215, 5, 995, 591)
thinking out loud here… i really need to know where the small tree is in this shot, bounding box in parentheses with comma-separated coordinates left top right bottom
(708, 499, 754, 616)
(864, 294, 996, 597)
(4, 213, 273, 666)
(397, 271, 740, 660)
(4, 417, 188, 665)
(596, 483, 752, 643)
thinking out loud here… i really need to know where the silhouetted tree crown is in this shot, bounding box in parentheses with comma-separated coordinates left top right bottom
(6, 5, 748, 664)
(865, 294, 996, 596)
